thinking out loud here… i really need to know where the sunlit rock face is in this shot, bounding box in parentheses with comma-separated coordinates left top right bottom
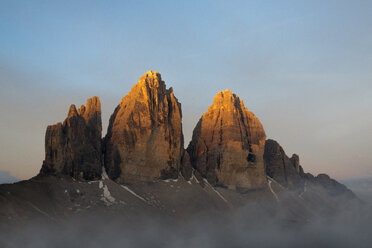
(187, 89, 267, 190)
(104, 71, 184, 184)
(264, 139, 302, 188)
(40, 96, 102, 180)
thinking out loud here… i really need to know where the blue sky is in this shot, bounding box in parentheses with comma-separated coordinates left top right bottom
(1, 0, 371, 180)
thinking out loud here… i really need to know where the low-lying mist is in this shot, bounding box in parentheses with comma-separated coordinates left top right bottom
(1, 200, 371, 248)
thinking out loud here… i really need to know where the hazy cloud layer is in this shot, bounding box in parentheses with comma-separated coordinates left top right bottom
(1, 202, 371, 248)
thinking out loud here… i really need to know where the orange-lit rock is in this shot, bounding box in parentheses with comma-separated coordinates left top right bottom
(40, 96, 102, 180)
(104, 71, 183, 183)
(187, 89, 267, 190)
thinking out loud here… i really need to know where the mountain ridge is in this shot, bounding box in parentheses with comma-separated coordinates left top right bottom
(30, 70, 357, 202)
(0, 71, 363, 247)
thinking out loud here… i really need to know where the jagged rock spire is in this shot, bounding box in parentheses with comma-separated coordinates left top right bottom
(40, 96, 102, 180)
(104, 71, 184, 183)
(187, 89, 267, 190)
(264, 139, 303, 188)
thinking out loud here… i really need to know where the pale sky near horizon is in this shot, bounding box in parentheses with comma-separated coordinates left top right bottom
(1, 0, 371, 181)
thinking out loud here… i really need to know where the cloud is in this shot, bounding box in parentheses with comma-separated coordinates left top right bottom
(0, 171, 18, 184)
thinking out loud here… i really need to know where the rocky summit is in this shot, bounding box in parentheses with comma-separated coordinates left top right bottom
(104, 71, 184, 184)
(40, 96, 102, 180)
(187, 89, 267, 190)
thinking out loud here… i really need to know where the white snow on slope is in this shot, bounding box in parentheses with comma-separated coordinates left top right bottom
(190, 173, 199, 184)
(203, 179, 228, 203)
(121, 185, 147, 203)
(98, 167, 116, 205)
(27, 201, 53, 219)
(101, 167, 109, 180)
(268, 180, 280, 203)
(266, 176, 286, 190)
(101, 185, 116, 205)
(163, 178, 179, 183)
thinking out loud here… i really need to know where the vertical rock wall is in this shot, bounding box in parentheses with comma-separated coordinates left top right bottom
(40, 96, 102, 180)
(104, 71, 184, 184)
(187, 89, 267, 190)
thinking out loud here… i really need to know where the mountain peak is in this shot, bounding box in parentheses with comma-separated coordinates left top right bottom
(81, 96, 101, 125)
(188, 90, 266, 190)
(67, 104, 78, 118)
(137, 70, 164, 90)
(104, 72, 183, 184)
(40, 96, 102, 180)
(214, 88, 234, 99)
(210, 89, 246, 112)
(144, 70, 160, 77)
(85, 96, 101, 113)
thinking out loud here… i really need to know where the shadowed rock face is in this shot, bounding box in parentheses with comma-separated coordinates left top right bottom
(187, 89, 267, 190)
(303, 173, 355, 198)
(40, 96, 102, 180)
(104, 71, 183, 184)
(180, 150, 193, 181)
(264, 139, 302, 188)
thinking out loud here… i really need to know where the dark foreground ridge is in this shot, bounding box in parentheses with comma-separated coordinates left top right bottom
(0, 71, 368, 248)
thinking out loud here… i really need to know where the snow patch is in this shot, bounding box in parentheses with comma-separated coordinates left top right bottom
(268, 180, 280, 203)
(121, 185, 147, 203)
(101, 185, 116, 206)
(101, 167, 109, 180)
(266, 176, 286, 190)
(76, 189, 80, 193)
(99, 181, 103, 189)
(27, 202, 53, 219)
(190, 173, 199, 184)
(203, 179, 228, 203)
(163, 178, 178, 183)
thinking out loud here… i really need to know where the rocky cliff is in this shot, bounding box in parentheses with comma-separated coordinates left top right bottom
(40, 96, 102, 180)
(104, 71, 184, 184)
(36, 71, 353, 198)
(187, 89, 267, 190)
(264, 139, 355, 199)
(264, 139, 303, 188)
